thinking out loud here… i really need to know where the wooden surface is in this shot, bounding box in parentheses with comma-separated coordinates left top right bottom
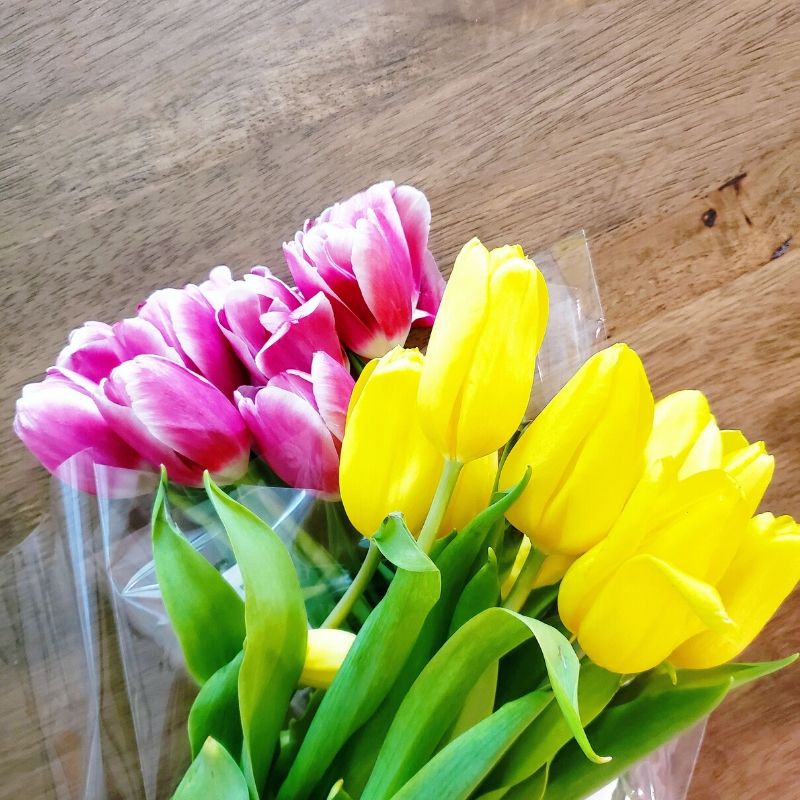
(1, 0, 799, 797)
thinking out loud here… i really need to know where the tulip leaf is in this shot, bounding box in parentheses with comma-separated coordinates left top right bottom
(188, 650, 243, 761)
(672, 654, 798, 692)
(325, 474, 532, 796)
(276, 514, 441, 800)
(326, 780, 354, 800)
(152, 469, 245, 685)
(500, 765, 549, 800)
(172, 737, 249, 800)
(362, 607, 604, 800)
(483, 663, 622, 794)
(391, 692, 551, 800)
(449, 549, 500, 635)
(204, 473, 308, 800)
(541, 678, 733, 800)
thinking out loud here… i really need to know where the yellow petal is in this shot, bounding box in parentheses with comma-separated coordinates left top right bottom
(722, 439, 774, 517)
(532, 552, 575, 588)
(678, 419, 723, 477)
(575, 554, 733, 674)
(501, 343, 653, 555)
(340, 347, 443, 537)
(646, 390, 715, 468)
(438, 451, 498, 536)
(300, 628, 356, 688)
(671, 513, 800, 668)
(417, 239, 490, 458)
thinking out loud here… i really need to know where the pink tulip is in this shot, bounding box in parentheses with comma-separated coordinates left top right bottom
(55, 318, 180, 385)
(283, 181, 445, 359)
(96, 355, 251, 486)
(236, 352, 355, 498)
(138, 284, 246, 397)
(216, 267, 347, 382)
(14, 370, 146, 493)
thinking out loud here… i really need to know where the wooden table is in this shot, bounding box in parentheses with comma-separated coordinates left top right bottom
(2, 1, 798, 797)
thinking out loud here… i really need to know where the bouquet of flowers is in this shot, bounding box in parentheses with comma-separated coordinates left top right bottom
(13, 181, 799, 800)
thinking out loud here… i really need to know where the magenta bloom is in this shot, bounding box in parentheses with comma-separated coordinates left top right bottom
(138, 284, 246, 397)
(236, 352, 355, 498)
(215, 266, 347, 382)
(283, 181, 445, 359)
(13, 371, 146, 493)
(55, 318, 180, 384)
(96, 355, 251, 486)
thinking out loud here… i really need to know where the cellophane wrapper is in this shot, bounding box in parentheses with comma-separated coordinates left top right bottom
(0, 233, 702, 799)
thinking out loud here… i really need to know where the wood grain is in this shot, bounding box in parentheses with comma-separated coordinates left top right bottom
(1, 0, 799, 797)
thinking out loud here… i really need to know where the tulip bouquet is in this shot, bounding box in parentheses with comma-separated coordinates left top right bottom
(13, 182, 800, 800)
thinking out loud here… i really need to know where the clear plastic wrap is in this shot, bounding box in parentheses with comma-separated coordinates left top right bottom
(1, 233, 705, 799)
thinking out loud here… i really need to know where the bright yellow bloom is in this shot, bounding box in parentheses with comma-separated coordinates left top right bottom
(299, 628, 356, 688)
(558, 460, 752, 674)
(417, 238, 548, 463)
(500, 344, 654, 556)
(646, 390, 774, 516)
(671, 513, 800, 668)
(438, 451, 498, 537)
(339, 347, 443, 537)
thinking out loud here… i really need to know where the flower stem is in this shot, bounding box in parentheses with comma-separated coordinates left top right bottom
(320, 538, 381, 629)
(417, 458, 463, 554)
(503, 546, 547, 612)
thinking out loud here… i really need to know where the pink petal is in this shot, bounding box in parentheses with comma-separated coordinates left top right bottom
(413, 249, 445, 327)
(14, 375, 145, 492)
(197, 265, 235, 311)
(239, 385, 340, 497)
(56, 322, 122, 383)
(255, 293, 347, 379)
(350, 213, 414, 354)
(392, 184, 433, 288)
(310, 352, 355, 442)
(100, 356, 250, 485)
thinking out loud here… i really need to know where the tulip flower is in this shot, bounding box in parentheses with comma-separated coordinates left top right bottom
(284, 181, 445, 359)
(438, 452, 498, 537)
(417, 238, 549, 464)
(138, 284, 246, 397)
(299, 628, 356, 688)
(646, 389, 774, 517)
(14, 370, 146, 493)
(237, 352, 355, 498)
(670, 512, 800, 668)
(55, 318, 180, 385)
(96, 355, 250, 486)
(500, 343, 654, 556)
(558, 460, 751, 674)
(339, 347, 443, 537)
(215, 267, 347, 382)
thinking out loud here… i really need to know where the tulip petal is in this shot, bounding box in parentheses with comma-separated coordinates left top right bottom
(438, 451, 498, 536)
(646, 390, 715, 467)
(310, 351, 355, 442)
(256, 293, 347, 379)
(671, 513, 800, 668)
(722, 440, 774, 517)
(240, 384, 340, 497)
(575, 554, 734, 674)
(392, 184, 433, 288)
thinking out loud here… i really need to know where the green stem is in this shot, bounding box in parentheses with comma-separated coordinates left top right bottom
(416, 458, 464, 554)
(320, 539, 381, 629)
(503, 547, 547, 612)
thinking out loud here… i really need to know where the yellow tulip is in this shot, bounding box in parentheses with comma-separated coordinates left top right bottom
(646, 390, 774, 516)
(558, 460, 752, 674)
(339, 347, 443, 537)
(417, 238, 548, 463)
(671, 513, 800, 668)
(437, 451, 498, 537)
(500, 343, 654, 556)
(299, 628, 356, 688)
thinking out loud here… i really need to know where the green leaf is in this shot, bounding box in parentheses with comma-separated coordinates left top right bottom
(152, 469, 245, 685)
(673, 654, 798, 691)
(326, 779, 354, 800)
(172, 737, 249, 800)
(500, 765, 549, 800)
(276, 514, 441, 800)
(204, 474, 308, 800)
(362, 608, 604, 800)
(449, 549, 500, 635)
(188, 651, 243, 761)
(483, 662, 621, 794)
(392, 692, 551, 800)
(542, 679, 733, 800)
